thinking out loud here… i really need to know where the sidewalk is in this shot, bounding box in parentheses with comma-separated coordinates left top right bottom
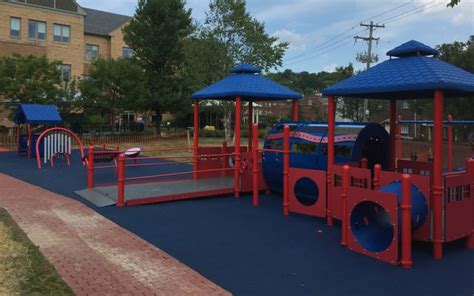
(0, 173, 229, 296)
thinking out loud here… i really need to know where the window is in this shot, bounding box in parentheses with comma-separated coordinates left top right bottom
(401, 100, 410, 109)
(335, 143, 352, 158)
(53, 24, 70, 43)
(401, 125, 409, 135)
(10, 17, 21, 38)
(57, 64, 71, 82)
(122, 47, 134, 58)
(28, 20, 46, 40)
(86, 44, 99, 60)
(291, 142, 317, 154)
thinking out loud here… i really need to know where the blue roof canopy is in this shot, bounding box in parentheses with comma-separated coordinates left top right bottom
(322, 40, 474, 100)
(14, 104, 62, 125)
(192, 64, 302, 101)
(387, 40, 439, 57)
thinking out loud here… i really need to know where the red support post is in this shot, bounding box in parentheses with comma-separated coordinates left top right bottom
(87, 145, 94, 189)
(400, 174, 413, 268)
(389, 99, 396, 171)
(283, 125, 290, 216)
(193, 100, 199, 180)
(252, 123, 259, 207)
(248, 101, 253, 151)
(341, 165, 350, 247)
(397, 115, 402, 163)
(234, 96, 242, 198)
(447, 114, 453, 172)
(432, 90, 444, 259)
(117, 153, 125, 208)
(27, 124, 32, 160)
(373, 164, 381, 190)
(360, 157, 368, 169)
(292, 99, 299, 121)
(327, 96, 335, 226)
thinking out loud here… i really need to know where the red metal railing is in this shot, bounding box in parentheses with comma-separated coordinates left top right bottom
(252, 123, 290, 216)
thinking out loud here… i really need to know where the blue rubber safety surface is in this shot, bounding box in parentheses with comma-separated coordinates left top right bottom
(0, 151, 473, 296)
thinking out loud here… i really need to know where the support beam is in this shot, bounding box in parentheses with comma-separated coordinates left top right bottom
(234, 96, 242, 198)
(193, 100, 199, 180)
(248, 101, 253, 150)
(327, 96, 335, 226)
(432, 90, 444, 259)
(389, 99, 396, 171)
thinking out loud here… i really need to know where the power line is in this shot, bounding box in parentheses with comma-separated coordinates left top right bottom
(285, 28, 366, 63)
(378, 1, 442, 24)
(284, 1, 416, 62)
(359, 0, 414, 23)
(285, 39, 356, 67)
(383, 2, 445, 25)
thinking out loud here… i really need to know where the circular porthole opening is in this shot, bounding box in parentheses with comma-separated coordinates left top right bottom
(350, 201, 394, 253)
(294, 177, 319, 206)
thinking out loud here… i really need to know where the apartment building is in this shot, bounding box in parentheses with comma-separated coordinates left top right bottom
(0, 0, 132, 80)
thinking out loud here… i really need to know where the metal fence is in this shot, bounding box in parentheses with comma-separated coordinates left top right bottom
(0, 132, 189, 152)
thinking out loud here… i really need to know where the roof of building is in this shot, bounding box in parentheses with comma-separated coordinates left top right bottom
(191, 64, 302, 101)
(14, 104, 62, 125)
(83, 7, 131, 37)
(322, 40, 474, 100)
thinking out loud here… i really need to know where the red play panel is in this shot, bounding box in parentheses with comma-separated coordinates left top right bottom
(288, 168, 326, 218)
(347, 187, 399, 265)
(444, 171, 473, 242)
(332, 165, 371, 220)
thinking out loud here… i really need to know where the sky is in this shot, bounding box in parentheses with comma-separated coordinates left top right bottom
(76, 0, 474, 73)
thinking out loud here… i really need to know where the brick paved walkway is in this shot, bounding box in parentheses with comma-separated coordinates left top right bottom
(0, 174, 229, 296)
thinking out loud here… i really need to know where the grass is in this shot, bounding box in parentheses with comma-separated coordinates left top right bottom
(0, 208, 74, 296)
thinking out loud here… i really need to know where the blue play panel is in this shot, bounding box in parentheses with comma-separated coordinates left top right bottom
(0, 151, 473, 296)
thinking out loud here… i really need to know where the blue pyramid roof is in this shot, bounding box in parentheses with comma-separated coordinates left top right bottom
(230, 63, 262, 74)
(14, 104, 62, 125)
(191, 64, 302, 101)
(322, 40, 474, 100)
(387, 40, 439, 57)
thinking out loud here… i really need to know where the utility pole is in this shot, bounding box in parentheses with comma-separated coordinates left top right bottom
(354, 21, 385, 121)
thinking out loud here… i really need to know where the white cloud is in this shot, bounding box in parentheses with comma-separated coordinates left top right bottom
(323, 63, 338, 73)
(272, 29, 308, 50)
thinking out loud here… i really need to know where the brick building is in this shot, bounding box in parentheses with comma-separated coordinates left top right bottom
(0, 0, 132, 80)
(0, 0, 133, 128)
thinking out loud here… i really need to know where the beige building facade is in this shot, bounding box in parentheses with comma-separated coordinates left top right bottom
(0, 0, 132, 79)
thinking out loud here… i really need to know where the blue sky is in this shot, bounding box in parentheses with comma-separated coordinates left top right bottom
(77, 0, 473, 73)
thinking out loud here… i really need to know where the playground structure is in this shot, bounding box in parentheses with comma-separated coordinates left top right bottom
(13, 104, 85, 168)
(78, 41, 474, 267)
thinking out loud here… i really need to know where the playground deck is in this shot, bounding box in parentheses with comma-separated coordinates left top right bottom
(76, 176, 234, 207)
(0, 152, 472, 296)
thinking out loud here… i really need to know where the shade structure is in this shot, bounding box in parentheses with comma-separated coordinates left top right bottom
(322, 40, 474, 99)
(14, 104, 62, 125)
(191, 64, 302, 101)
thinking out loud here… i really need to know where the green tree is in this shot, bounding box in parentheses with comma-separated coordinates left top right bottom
(436, 36, 474, 121)
(123, 0, 193, 134)
(79, 58, 148, 124)
(201, 0, 289, 140)
(448, 0, 461, 7)
(0, 54, 62, 115)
